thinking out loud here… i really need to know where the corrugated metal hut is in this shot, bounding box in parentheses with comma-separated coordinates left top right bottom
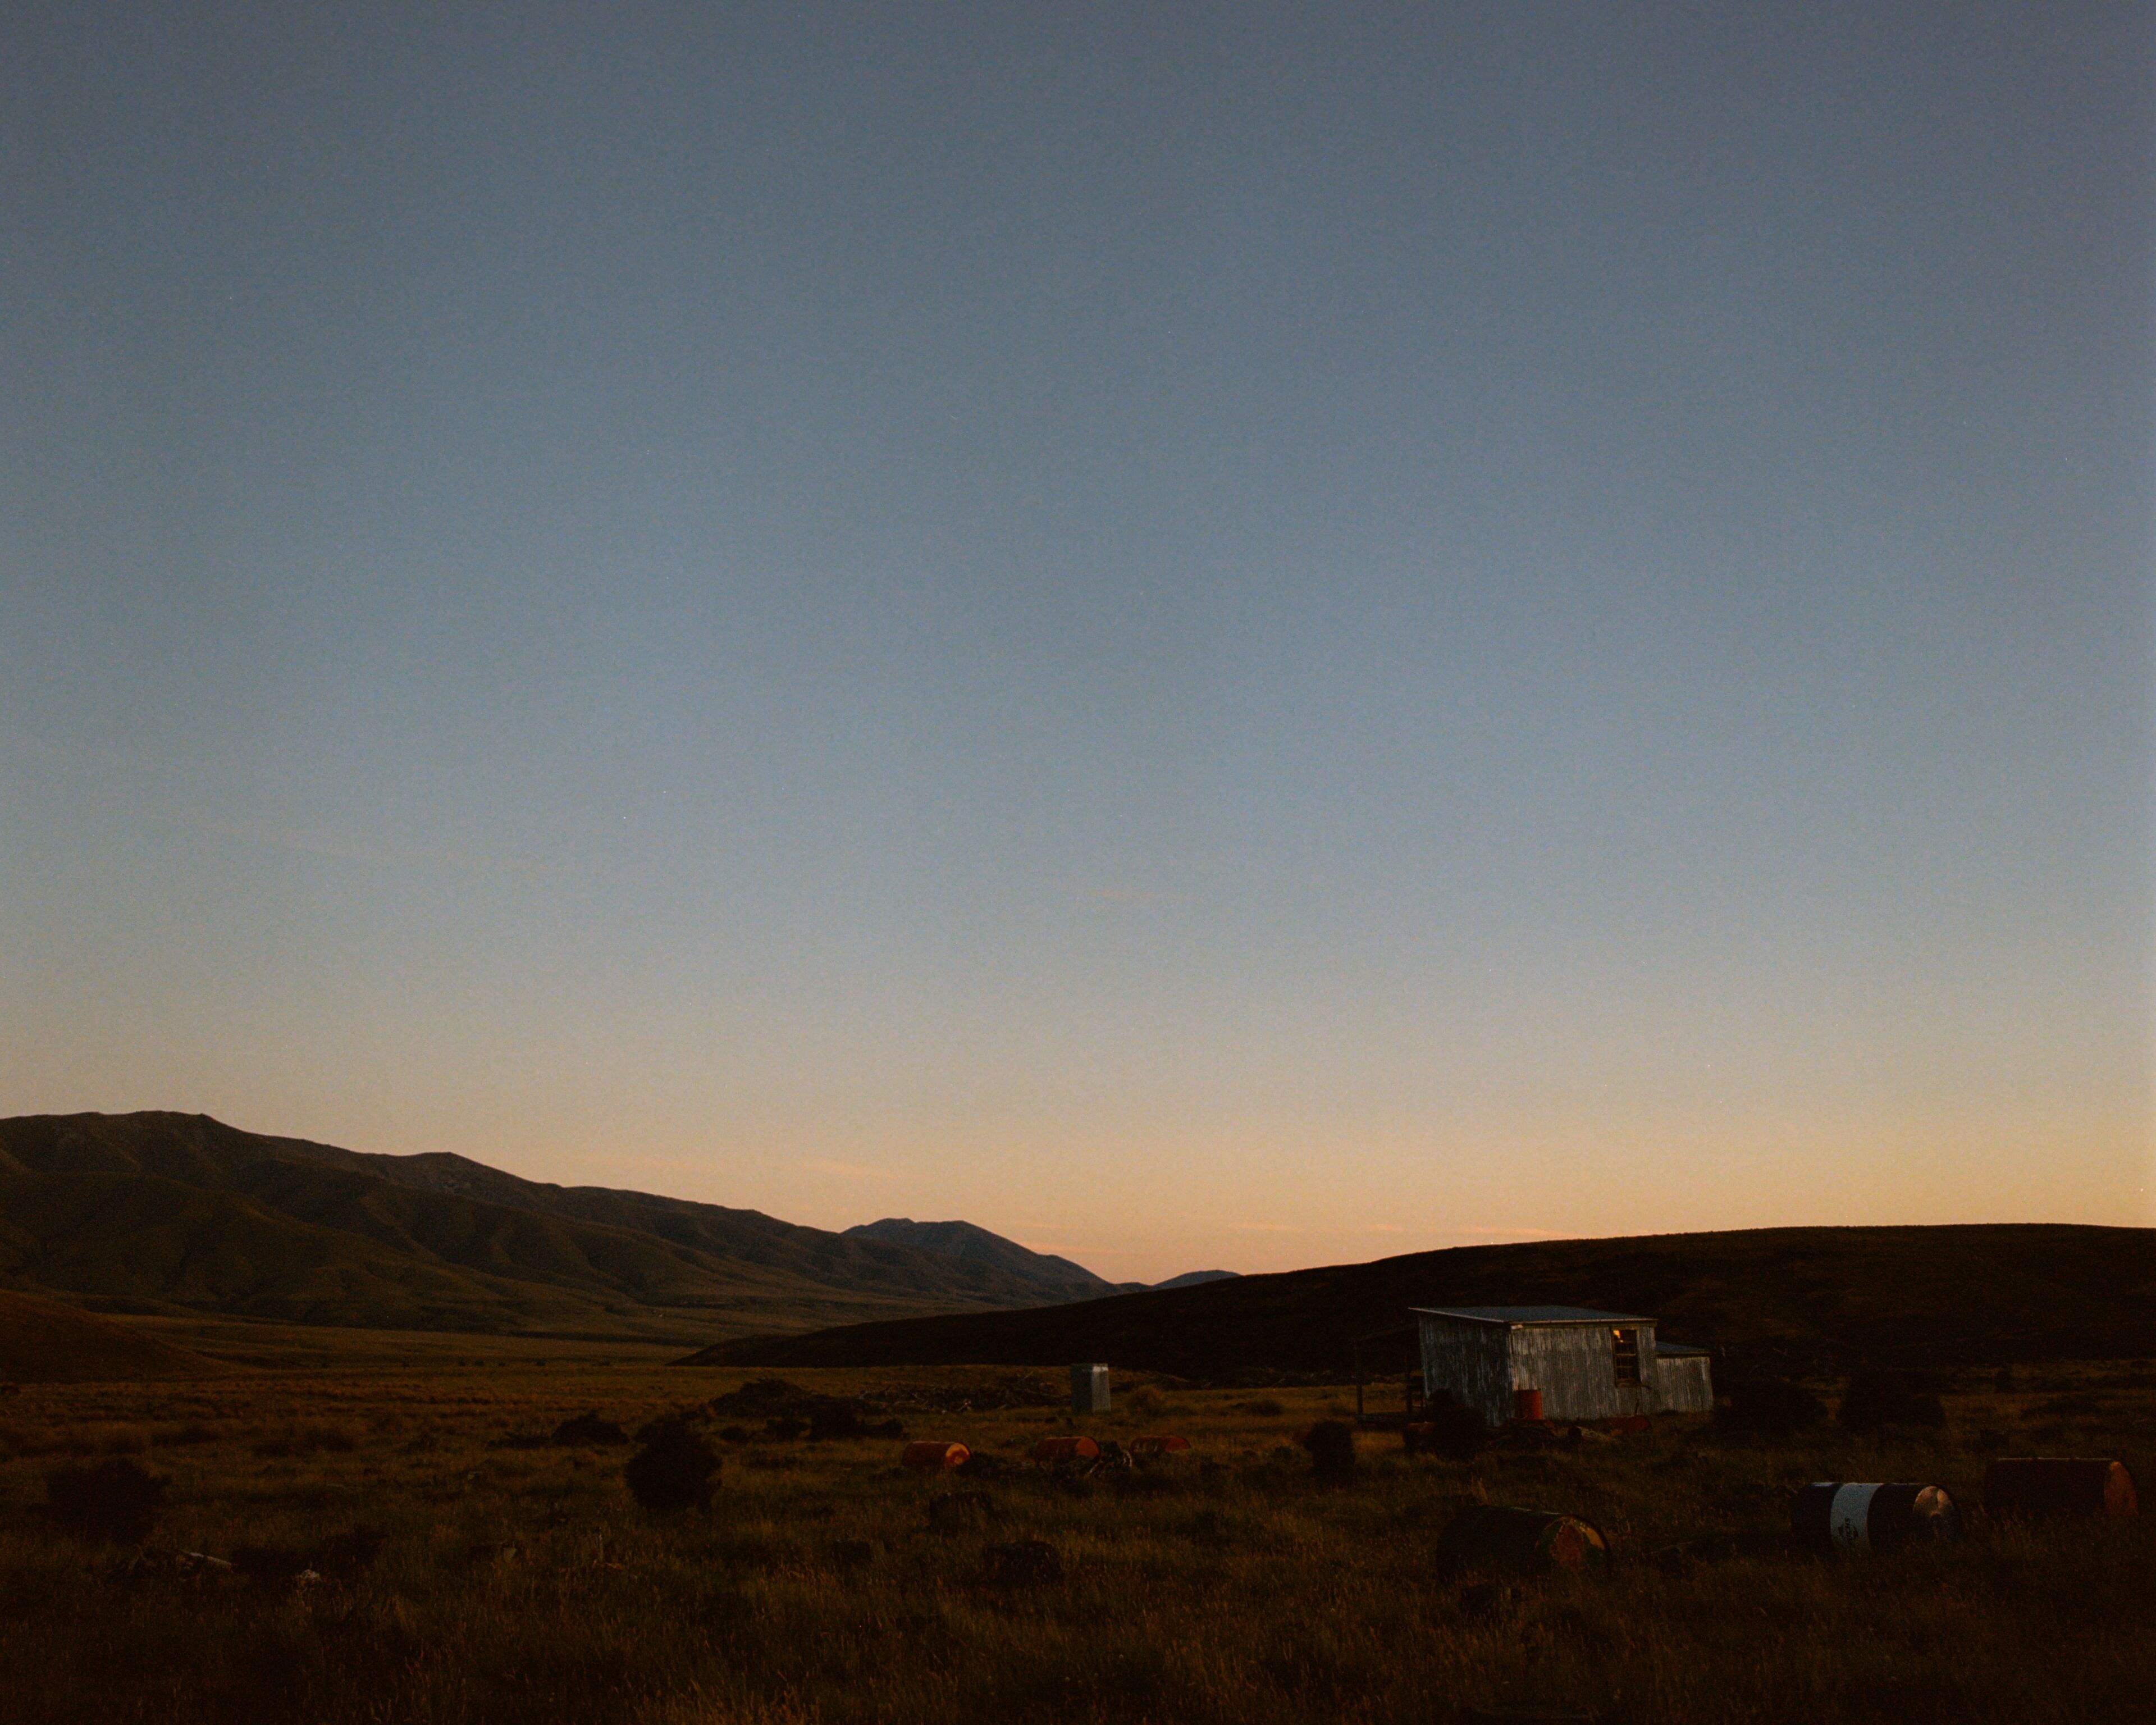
(1653, 1341, 1714, 1414)
(1412, 1306, 1714, 1426)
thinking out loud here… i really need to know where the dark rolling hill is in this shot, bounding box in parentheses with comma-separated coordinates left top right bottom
(842, 1219, 1122, 1302)
(0, 1112, 1125, 1341)
(681, 1224, 2156, 1377)
(842, 1220, 1240, 1297)
(0, 1286, 234, 1384)
(1150, 1270, 1239, 1291)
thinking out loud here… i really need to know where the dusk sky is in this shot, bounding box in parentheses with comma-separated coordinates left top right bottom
(4, 4, 2149, 1281)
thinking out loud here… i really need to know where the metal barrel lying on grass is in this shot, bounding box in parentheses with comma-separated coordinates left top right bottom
(1031, 1436, 1099, 1463)
(1436, 1505, 1611, 1575)
(1130, 1435, 1190, 1457)
(901, 1441, 970, 1471)
(1984, 1458, 2137, 1521)
(1790, 1482, 1960, 1553)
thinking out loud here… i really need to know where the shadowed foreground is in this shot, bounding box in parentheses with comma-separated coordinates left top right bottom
(1, 1338, 2150, 1723)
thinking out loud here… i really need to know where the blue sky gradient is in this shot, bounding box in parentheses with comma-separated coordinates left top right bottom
(4, 4, 2149, 1277)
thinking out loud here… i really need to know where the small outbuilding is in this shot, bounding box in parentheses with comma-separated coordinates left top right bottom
(1412, 1306, 1714, 1427)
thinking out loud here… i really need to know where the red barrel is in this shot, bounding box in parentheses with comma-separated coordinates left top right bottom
(1984, 1458, 2137, 1521)
(901, 1441, 969, 1471)
(1031, 1436, 1099, 1463)
(1791, 1482, 1960, 1552)
(1130, 1435, 1189, 1457)
(1512, 1389, 1544, 1424)
(1436, 1505, 1610, 1575)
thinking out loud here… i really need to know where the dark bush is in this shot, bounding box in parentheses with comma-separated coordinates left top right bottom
(764, 1416, 807, 1442)
(45, 1457, 165, 1543)
(1839, 1371, 1945, 1434)
(719, 1425, 752, 1444)
(928, 1489, 999, 1530)
(1718, 1379, 1827, 1436)
(1405, 1393, 1488, 1460)
(1301, 1420, 1357, 1481)
(552, 1412, 629, 1447)
(807, 1406, 866, 1441)
(623, 1420, 721, 1514)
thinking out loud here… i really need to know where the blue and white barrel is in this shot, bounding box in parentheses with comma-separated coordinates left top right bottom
(1791, 1482, 1961, 1553)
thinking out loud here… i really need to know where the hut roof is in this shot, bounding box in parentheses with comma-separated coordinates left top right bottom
(1411, 1305, 1653, 1326)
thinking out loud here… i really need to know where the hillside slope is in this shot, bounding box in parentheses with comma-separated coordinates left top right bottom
(0, 1287, 231, 1383)
(683, 1224, 2156, 1376)
(0, 1114, 1099, 1340)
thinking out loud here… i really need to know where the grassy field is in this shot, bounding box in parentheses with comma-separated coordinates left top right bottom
(1, 1333, 2150, 1724)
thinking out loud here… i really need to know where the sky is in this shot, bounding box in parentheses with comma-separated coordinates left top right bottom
(2, 4, 2150, 1281)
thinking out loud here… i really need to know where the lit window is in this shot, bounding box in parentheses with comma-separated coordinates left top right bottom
(1612, 1327, 1641, 1386)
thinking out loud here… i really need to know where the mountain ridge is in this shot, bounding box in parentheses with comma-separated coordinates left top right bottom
(0, 1112, 1130, 1340)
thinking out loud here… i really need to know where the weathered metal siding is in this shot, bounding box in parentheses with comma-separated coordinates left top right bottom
(1653, 1353, 1714, 1413)
(1509, 1322, 1660, 1422)
(1417, 1316, 1514, 1427)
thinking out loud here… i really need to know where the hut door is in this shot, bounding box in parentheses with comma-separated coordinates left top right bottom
(1611, 1328, 1642, 1387)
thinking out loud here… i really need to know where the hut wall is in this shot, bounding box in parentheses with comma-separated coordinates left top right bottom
(1508, 1322, 1660, 1422)
(1417, 1316, 1514, 1427)
(1653, 1353, 1714, 1413)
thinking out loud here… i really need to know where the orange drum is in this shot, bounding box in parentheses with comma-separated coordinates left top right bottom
(1031, 1436, 1100, 1463)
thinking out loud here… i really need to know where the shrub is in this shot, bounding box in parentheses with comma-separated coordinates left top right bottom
(1838, 1371, 1946, 1434)
(1405, 1397, 1488, 1461)
(46, 1457, 166, 1543)
(551, 1412, 629, 1447)
(1718, 1379, 1827, 1436)
(1301, 1420, 1357, 1480)
(807, 1405, 865, 1441)
(624, 1420, 720, 1514)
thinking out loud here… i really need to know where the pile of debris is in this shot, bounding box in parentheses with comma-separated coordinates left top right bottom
(705, 1379, 904, 1440)
(710, 1373, 1061, 1422)
(857, 1373, 1064, 1415)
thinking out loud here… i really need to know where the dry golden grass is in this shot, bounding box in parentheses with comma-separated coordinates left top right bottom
(1, 1340, 2151, 1724)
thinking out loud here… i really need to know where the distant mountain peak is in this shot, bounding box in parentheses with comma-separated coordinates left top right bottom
(841, 1219, 1120, 1301)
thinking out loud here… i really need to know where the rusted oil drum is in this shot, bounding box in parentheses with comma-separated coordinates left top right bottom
(1984, 1458, 2137, 1521)
(1790, 1482, 1960, 1553)
(1436, 1505, 1611, 1575)
(901, 1441, 969, 1471)
(1031, 1436, 1100, 1463)
(1130, 1435, 1190, 1457)
(1512, 1389, 1545, 1423)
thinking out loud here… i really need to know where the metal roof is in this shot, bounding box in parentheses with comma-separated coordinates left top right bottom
(1410, 1304, 1653, 1326)
(1654, 1341, 1711, 1357)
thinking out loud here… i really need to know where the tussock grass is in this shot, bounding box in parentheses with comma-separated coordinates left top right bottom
(0, 1354, 2150, 1722)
